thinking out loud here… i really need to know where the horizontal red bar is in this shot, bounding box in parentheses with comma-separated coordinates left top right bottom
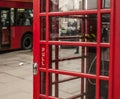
(66, 93, 87, 99)
(40, 10, 98, 16)
(52, 77, 79, 84)
(100, 9, 111, 13)
(40, 68, 109, 80)
(52, 56, 87, 62)
(39, 9, 111, 16)
(40, 94, 61, 99)
(40, 41, 97, 47)
(40, 68, 97, 79)
(99, 43, 110, 47)
(99, 75, 109, 80)
(40, 41, 110, 47)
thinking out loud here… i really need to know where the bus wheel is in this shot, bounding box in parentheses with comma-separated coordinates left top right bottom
(21, 34, 32, 50)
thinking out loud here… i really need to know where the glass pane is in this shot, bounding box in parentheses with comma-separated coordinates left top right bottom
(102, 0, 110, 9)
(86, 0, 97, 10)
(40, 0, 46, 12)
(49, 45, 97, 74)
(40, 72, 46, 94)
(100, 80, 108, 99)
(100, 48, 109, 76)
(101, 14, 110, 43)
(50, 14, 97, 42)
(1, 10, 10, 27)
(10, 8, 14, 26)
(50, 0, 97, 12)
(15, 9, 32, 26)
(40, 17, 46, 40)
(0, 9, 10, 46)
(87, 78, 96, 99)
(42, 73, 96, 99)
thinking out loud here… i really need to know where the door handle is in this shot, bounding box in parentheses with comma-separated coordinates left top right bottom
(33, 63, 38, 75)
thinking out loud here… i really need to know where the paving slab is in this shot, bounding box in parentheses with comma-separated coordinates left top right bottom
(0, 50, 33, 99)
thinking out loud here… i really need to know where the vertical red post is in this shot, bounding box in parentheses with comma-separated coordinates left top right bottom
(33, 0, 40, 99)
(113, 0, 120, 99)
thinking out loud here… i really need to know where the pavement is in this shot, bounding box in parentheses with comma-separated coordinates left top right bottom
(0, 48, 97, 99)
(0, 48, 81, 99)
(0, 50, 33, 99)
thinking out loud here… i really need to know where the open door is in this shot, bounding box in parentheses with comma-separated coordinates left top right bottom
(0, 8, 10, 48)
(33, 0, 116, 99)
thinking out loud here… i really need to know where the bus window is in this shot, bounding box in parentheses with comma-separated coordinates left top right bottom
(0, 9, 10, 47)
(10, 8, 15, 26)
(24, 9, 33, 26)
(16, 9, 32, 26)
(1, 10, 10, 27)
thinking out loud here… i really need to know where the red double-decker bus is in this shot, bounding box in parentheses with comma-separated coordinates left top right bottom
(0, 0, 33, 51)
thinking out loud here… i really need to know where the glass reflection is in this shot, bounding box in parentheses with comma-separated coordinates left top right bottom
(100, 80, 108, 99)
(100, 48, 109, 76)
(101, 14, 110, 43)
(49, 14, 97, 42)
(102, 0, 110, 9)
(43, 73, 96, 99)
(50, 0, 97, 12)
(50, 45, 96, 74)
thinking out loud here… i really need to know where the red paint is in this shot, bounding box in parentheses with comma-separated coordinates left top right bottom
(113, 0, 120, 99)
(33, 0, 119, 99)
(11, 26, 32, 49)
(0, 1, 32, 8)
(33, 0, 40, 99)
(41, 45, 46, 68)
(0, 1, 32, 51)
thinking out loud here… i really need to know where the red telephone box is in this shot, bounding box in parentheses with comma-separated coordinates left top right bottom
(33, 0, 120, 99)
